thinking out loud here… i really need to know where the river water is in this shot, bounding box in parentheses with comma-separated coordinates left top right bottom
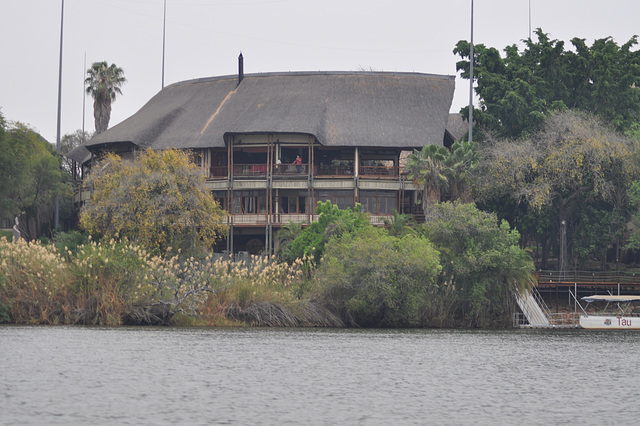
(1, 326, 639, 425)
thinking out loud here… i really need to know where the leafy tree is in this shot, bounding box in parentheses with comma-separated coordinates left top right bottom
(85, 61, 126, 134)
(60, 129, 93, 174)
(0, 115, 72, 239)
(454, 29, 640, 138)
(476, 110, 639, 270)
(285, 201, 370, 264)
(382, 210, 416, 238)
(275, 221, 305, 261)
(443, 140, 478, 202)
(420, 202, 534, 328)
(79, 149, 227, 256)
(315, 226, 441, 327)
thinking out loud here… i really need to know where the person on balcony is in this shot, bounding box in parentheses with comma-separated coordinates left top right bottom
(293, 155, 302, 173)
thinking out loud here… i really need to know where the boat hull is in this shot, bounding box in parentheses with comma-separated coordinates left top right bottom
(579, 315, 640, 329)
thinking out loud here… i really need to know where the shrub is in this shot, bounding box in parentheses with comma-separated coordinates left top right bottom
(314, 227, 442, 327)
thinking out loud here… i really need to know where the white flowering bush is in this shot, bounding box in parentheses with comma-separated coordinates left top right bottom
(0, 237, 72, 323)
(0, 235, 311, 326)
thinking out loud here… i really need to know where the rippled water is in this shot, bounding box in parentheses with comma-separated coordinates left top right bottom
(1, 326, 639, 425)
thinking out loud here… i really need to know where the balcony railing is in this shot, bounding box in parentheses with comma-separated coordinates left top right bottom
(209, 166, 228, 179)
(233, 164, 268, 177)
(314, 165, 353, 176)
(206, 163, 404, 180)
(273, 164, 309, 176)
(359, 165, 399, 177)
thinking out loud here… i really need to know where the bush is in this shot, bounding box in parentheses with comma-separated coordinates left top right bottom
(0, 238, 73, 324)
(421, 202, 534, 327)
(314, 227, 442, 327)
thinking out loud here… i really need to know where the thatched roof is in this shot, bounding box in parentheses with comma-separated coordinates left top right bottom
(446, 113, 468, 142)
(83, 71, 455, 154)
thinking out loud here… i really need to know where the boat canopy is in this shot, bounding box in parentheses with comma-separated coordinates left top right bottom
(582, 295, 640, 303)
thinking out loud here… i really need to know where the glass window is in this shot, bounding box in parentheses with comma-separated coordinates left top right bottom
(359, 190, 395, 214)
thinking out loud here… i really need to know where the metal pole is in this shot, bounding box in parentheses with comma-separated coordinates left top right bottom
(529, 0, 532, 39)
(162, 0, 166, 88)
(82, 52, 86, 138)
(468, 0, 474, 144)
(55, 0, 65, 230)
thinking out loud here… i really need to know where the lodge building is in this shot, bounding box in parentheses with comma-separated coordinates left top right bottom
(70, 57, 458, 254)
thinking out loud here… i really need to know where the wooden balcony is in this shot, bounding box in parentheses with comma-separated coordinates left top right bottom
(207, 164, 403, 180)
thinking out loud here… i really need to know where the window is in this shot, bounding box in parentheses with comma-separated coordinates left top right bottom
(232, 190, 267, 214)
(360, 190, 396, 214)
(316, 190, 354, 210)
(279, 191, 307, 214)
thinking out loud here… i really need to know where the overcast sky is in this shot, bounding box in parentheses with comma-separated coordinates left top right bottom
(1, 0, 639, 143)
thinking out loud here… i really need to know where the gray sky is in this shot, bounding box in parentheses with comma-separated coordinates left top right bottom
(1, 0, 639, 143)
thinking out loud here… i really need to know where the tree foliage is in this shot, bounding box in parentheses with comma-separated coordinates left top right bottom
(0, 113, 72, 239)
(420, 202, 534, 327)
(85, 61, 126, 134)
(285, 201, 370, 264)
(405, 141, 479, 217)
(315, 226, 442, 327)
(61, 129, 93, 174)
(476, 110, 639, 269)
(455, 29, 640, 138)
(79, 149, 226, 256)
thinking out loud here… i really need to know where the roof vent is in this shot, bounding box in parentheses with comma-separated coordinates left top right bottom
(238, 53, 244, 85)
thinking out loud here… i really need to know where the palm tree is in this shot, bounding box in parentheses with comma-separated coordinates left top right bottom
(443, 140, 478, 202)
(275, 221, 304, 261)
(85, 61, 126, 134)
(405, 144, 449, 218)
(382, 210, 417, 237)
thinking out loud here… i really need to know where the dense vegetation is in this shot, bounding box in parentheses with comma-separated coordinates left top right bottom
(0, 200, 530, 328)
(79, 149, 227, 257)
(0, 111, 73, 240)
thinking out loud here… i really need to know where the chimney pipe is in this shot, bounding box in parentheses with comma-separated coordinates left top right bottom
(238, 53, 244, 85)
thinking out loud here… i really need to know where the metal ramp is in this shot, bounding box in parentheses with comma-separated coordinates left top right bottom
(515, 286, 551, 327)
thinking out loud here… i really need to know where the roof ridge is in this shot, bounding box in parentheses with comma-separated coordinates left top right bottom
(169, 70, 455, 88)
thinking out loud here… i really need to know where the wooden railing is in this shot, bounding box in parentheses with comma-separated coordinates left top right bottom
(536, 270, 640, 286)
(314, 165, 353, 176)
(273, 164, 309, 176)
(206, 164, 404, 179)
(359, 165, 399, 177)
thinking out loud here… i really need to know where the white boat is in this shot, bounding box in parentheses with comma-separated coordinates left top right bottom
(579, 295, 640, 329)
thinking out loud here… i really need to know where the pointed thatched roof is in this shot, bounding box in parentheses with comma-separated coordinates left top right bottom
(81, 71, 455, 156)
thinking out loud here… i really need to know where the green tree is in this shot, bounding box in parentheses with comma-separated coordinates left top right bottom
(60, 129, 92, 174)
(405, 144, 450, 218)
(454, 29, 640, 138)
(443, 140, 479, 202)
(476, 110, 639, 270)
(285, 201, 370, 264)
(85, 61, 126, 134)
(315, 226, 441, 327)
(275, 221, 305, 261)
(79, 149, 227, 256)
(420, 202, 534, 328)
(0, 115, 72, 239)
(382, 210, 416, 238)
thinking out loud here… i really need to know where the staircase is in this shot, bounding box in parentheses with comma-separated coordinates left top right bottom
(515, 286, 551, 327)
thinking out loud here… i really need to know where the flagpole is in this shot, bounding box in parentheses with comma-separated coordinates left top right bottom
(468, 0, 474, 144)
(55, 0, 65, 230)
(162, 0, 166, 88)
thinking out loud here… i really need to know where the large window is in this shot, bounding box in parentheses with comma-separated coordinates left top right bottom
(360, 190, 396, 214)
(279, 190, 307, 214)
(316, 190, 354, 210)
(232, 190, 267, 214)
